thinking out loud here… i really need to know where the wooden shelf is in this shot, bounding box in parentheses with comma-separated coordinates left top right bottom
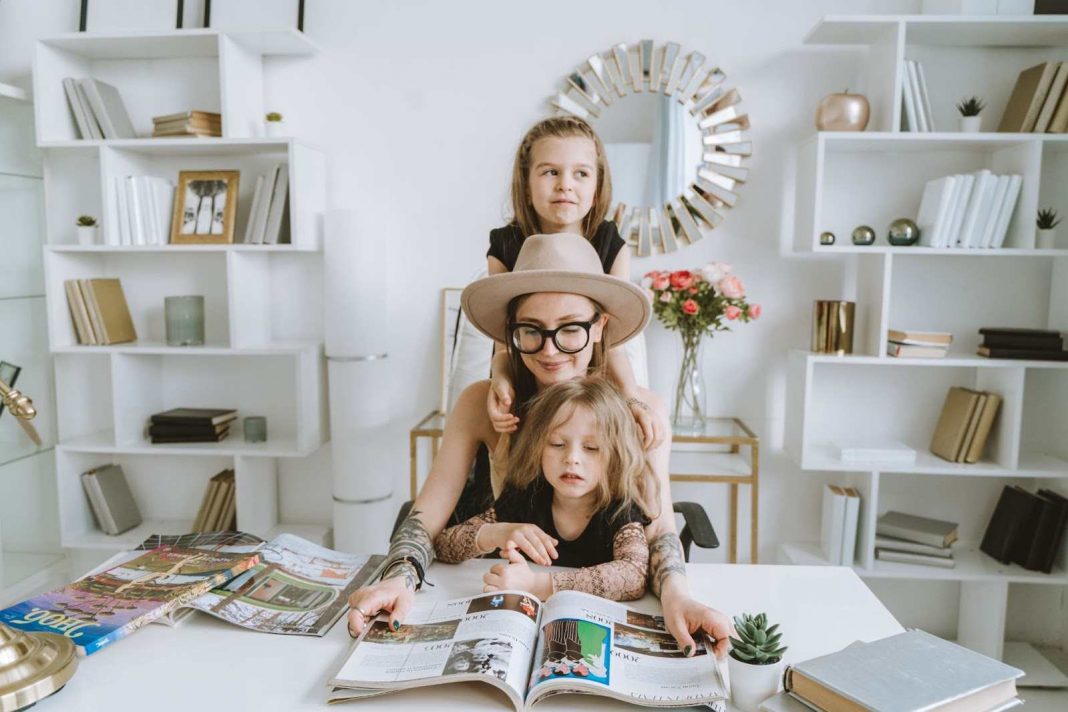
(802, 441, 1068, 478)
(802, 351, 1068, 370)
(51, 341, 319, 356)
(46, 243, 317, 253)
(810, 245, 1068, 256)
(781, 542, 1068, 585)
(59, 519, 329, 551)
(815, 131, 1068, 152)
(806, 15, 1068, 47)
(39, 28, 319, 59)
(38, 137, 308, 154)
(59, 431, 316, 458)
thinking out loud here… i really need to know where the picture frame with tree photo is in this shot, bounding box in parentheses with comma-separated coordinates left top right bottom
(170, 170, 240, 244)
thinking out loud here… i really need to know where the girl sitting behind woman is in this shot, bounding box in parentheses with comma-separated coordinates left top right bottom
(435, 377, 658, 602)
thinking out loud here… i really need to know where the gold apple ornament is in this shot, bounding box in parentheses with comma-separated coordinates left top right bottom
(816, 90, 870, 132)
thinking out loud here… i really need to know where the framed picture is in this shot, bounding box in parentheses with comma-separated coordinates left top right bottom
(170, 170, 240, 244)
(0, 361, 22, 418)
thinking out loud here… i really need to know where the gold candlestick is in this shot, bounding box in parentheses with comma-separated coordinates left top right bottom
(0, 623, 78, 711)
(0, 377, 41, 446)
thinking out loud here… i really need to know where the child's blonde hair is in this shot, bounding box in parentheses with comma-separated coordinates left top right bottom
(510, 116, 613, 242)
(503, 377, 660, 522)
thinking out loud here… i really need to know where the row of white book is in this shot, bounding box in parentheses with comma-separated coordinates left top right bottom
(62, 77, 136, 140)
(916, 169, 1022, 249)
(901, 59, 936, 132)
(242, 163, 289, 245)
(821, 485, 860, 566)
(110, 176, 175, 246)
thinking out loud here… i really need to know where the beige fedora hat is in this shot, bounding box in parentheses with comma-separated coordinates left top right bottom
(461, 233, 651, 347)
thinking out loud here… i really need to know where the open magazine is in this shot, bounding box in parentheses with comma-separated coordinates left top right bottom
(328, 589, 727, 711)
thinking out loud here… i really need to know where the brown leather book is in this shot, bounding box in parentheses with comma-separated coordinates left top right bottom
(87, 278, 137, 344)
(956, 393, 987, 463)
(998, 62, 1059, 132)
(930, 387, 981, 462)
(964, 393, 1002, 464)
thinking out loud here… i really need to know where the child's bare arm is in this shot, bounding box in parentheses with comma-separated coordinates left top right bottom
(550, 523, 649, 601)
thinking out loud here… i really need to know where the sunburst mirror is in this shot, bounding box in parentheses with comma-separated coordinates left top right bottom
(550, 40, 751, 256)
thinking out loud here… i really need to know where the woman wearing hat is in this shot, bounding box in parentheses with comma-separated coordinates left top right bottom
(347, 233, 732, 659)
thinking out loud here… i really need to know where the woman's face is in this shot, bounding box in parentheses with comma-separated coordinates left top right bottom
(514, 293, 606, 389)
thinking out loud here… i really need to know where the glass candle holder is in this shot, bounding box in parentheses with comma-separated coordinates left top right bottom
(165, 296, 205, 346)
(243, 416, 267, 443)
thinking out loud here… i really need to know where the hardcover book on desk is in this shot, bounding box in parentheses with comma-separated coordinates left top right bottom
(783, 629, 1023, 712)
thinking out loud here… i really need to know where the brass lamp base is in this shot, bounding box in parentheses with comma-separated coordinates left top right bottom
(0, 621, 78, 711)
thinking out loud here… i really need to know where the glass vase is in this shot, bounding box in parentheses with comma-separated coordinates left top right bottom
(672, 332, 707, 435)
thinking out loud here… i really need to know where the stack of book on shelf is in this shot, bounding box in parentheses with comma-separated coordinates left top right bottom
(875, 511, 958, 569)
(998, 61, 1068, 134)
(147, 407, 237, 444)
(242, 163, 290, 244)
(62, 77, 136, 140)
(152, 111, 221, 138)
(981, 485, 1068, 573)
(929, 386, 1002, 464)
(81, 464, 142, 536)
(886, 329, 951, 358)
(915, 169, 1022, 249)
(900, 58, 935, 132)
(771, 630, 1023, 712)
(191, 469, 237, 532)
(63, 278, 137, 345)
(820, 485, 861, 566)
(110, 175, 175, 245)
(977, 327, 1067, 361)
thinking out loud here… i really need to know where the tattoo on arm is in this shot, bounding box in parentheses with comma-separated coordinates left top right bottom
(551, 523, 649, 601)
(433, 509, 498, 563)
(648, 532, 687, 598)
(381, 509, 436, 591)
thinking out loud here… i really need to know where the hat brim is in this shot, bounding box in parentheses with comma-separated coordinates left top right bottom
(461, 269, 652, 347)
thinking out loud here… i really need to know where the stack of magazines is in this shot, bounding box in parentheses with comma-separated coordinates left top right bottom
(875, 511, 958, 569)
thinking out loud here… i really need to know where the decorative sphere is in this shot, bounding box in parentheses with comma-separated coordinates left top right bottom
(851, 225, 876, 246)
(887, 218, 920, 246)
(819, 231, 836, 246)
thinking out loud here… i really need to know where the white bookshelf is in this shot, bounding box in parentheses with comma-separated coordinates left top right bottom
(33, 29, 330, 552)
(784, 15, 1068, 682)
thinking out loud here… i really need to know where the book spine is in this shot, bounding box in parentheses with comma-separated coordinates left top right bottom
(875, 524, 947, 549)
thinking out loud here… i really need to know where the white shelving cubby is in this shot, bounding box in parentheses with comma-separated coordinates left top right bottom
(785, 15, 1068, 685)
(34, 28, 330, 553)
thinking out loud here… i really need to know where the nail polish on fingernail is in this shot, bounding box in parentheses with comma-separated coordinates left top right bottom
(392, 620, 400, 631)
(683, 645, 693, 657)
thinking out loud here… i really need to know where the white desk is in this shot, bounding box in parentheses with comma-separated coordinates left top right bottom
(35, 562, 903, 711)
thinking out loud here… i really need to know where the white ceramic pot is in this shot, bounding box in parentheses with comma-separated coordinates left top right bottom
(959, 115, 982, 133)
(728, 655, 784, 712)
(1037, 228, 1056, 250)
(264, 120, 286, 137)
(76, 225, 98, 246)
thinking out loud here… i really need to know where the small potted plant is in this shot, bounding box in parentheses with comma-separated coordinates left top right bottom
(728, 612, 788, 712)
(1036, 207, 1061, 249)
(75, 215, 98, 246)
(956, 96, 985, 133)
(264, 111, 285, 137)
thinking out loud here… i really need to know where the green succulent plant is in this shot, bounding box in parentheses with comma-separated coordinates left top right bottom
(265, 111, 283, 122)
(1037, 207, 1062, 230)
(729, 612, 787, 665)
(76, 215, 97, 227)
(956, 96, 985, 117)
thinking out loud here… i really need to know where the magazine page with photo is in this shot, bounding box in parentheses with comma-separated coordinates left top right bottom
(329, 591, 543, 710)
(524, 591, 727, 710)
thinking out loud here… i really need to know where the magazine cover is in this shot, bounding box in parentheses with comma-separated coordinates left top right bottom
(328, 589, 726, 711)
(0, 545, 260, 656)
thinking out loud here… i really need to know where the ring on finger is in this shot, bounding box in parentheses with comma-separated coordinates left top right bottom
(354, 605, 375, 619)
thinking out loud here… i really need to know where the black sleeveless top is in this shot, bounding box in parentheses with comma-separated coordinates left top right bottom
(491, 478, 649, 568)
(487, 222, 625, 274)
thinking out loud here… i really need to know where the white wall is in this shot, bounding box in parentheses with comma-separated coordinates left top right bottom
(13, 0, 1060, 641)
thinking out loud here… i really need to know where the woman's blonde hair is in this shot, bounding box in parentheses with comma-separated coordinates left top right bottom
(503, 377, 660, 522)
(509, 116, 613, 242)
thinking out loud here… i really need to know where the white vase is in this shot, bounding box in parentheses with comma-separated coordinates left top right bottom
(76, 225, 98, 246)
(1036, 228, 1056, 250)
(264, 120, 286, 137)
(728, 655, 784, 712)
(959, 115, 982, 132)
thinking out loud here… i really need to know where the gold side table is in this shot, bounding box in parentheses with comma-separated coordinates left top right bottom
(671, 417, 759, 564)
(409, 413, 760, 564)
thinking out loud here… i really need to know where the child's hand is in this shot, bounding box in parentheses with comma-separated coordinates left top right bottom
(488, 372, 519, 433)
(626, 397, 663, 450)
(484, 547, 551, 599)
(477, 522, 558, 565)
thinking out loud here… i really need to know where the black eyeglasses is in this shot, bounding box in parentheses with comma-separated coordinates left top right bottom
(508, 315, 600, 354)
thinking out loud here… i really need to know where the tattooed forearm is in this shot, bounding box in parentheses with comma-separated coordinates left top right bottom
(380, 509, 436, 591)
(552, 523, 649, 601)
(648, 532, 687, 598)
(434, 509, 497, 563)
